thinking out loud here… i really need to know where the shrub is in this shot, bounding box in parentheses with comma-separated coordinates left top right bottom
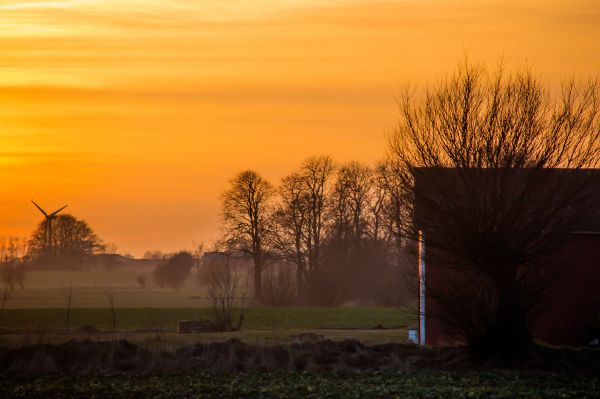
(136, 275, 147, 289)
(153, 252, 194, 290)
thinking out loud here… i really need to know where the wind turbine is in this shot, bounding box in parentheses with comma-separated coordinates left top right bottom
(31, 201, 68, 256)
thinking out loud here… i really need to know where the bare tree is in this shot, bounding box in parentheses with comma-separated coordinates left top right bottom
(64, 281, 73, 332)
(262, 259, 296, 307)
(299, 156, 336, 276)
(201, 252, 246, 330)
(143, 250, 165, 261)
(191, 241, 205, 287)
(221, 170, 274, 300)
(104, 290, 117, 332)
(0, 237, 29, 289)
(330, 161, 372, 251)
(389, 59, 600, 361)
(0, 276, 12, 314)
(273, 172, 309, 299)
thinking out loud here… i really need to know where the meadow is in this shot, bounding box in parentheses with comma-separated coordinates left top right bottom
(1, 270, 415, 346)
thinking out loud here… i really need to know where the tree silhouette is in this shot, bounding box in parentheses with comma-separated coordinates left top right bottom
(221, 170, 274, 300)
(389, 59, 600, 361)
(28, 214, 104, 268)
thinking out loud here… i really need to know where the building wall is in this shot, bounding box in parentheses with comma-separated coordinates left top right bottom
(422, 234, 600, 347)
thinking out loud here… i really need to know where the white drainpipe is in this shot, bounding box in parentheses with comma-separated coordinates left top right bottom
(418, 230, 426, 345)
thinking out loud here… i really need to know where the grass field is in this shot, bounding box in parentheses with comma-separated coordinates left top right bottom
(2, 372, 598, 399)
(5, 269, 213, 309)
(0, 307, 415, 332)
(0, 329, 408, 348)
(1, 270, 417, 347)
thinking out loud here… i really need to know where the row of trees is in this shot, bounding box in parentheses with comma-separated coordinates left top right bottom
(221, 156, 413, 306)
(1, 214, 105, 288)
(221, 59, 599, 361)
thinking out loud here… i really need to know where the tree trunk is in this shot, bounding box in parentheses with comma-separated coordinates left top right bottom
(253, 254, 263, 301)
(470, 268, 533, 364)
(296, 261, 305, 301)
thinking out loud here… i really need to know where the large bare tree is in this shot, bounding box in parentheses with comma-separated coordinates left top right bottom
(221, 170, 274, 300)
(330, 161, 373, 251)
(299, 156, 336, 275)
(389, 59, 600, 361)
(273, 172, 309, 298)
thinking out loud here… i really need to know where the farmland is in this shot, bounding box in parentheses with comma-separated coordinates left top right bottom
(0, 307, 413, 331)
(1, 270, 415, 346)
(2, 372, 599, 399)
(2, 271, 597, 399)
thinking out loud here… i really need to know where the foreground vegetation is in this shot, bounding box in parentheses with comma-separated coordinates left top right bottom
(2, 372, 599, 399)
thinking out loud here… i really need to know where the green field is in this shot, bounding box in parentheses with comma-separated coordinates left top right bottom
(1, 270, 417, 347)
(2, 372, 597, 399)
(0, 307, 415, 332)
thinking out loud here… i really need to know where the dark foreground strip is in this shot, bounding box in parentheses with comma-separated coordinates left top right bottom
(2, 372, 599, 399)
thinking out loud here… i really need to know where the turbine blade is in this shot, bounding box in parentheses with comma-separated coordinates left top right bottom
(31, 200, 48, 217)
(50, 205, 68, 216)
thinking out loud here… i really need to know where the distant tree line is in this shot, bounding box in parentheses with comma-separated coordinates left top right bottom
(28, 214, 105, 270)
(220, 156, 415, 306)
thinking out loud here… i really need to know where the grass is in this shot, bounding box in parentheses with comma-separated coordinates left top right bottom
(2, 372, 598, 399)
(5, 269, 212, 309)
(0, 329, 408, 348)
(0, 307, 415, 332)
(1, 270, 416, 347)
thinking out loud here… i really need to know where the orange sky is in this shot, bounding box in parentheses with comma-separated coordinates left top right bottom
(1, 0, 599, 256)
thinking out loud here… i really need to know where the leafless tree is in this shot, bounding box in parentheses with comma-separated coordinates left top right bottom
(0, 276, 12, 314)
(104, 290, 117, 332)
(262, 259, 297, 307)
(191, 241, 205, 287)
(221, 170, 274, 300)
(1, 238, 29, 288)
(330, 161, 372, 251)
(298, 156, 336, 276)
(143, 250, 165, 261)
(389, 58, 600, 361)
(273, 172, 309, 299)
(201, 252, 247, 329)
(64, 281, 73, 332)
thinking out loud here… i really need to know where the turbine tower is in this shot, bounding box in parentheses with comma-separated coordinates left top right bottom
(31, 201, 68, 256)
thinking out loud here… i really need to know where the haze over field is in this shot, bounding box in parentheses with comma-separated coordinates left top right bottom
(1, 0, 599, 255)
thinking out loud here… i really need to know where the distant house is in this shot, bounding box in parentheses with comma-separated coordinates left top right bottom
(414, 168, 600, 347)
(201, 250, 253, 269)
(85, 254, 161, 270)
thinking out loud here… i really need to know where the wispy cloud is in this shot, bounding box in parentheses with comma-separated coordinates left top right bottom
(0, 0, 98, 11)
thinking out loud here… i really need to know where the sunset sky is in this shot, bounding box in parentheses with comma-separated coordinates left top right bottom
(1, 0, 599, 256)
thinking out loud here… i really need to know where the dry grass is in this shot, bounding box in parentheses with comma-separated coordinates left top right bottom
(1, 337, 599, 375)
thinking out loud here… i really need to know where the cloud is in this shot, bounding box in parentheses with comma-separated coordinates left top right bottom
(0, 0, 98, 11)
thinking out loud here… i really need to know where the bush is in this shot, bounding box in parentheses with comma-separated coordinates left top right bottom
(153, 252, 194, 290)
(1, 263, 27, 290)
(136, 275, 147, 289)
